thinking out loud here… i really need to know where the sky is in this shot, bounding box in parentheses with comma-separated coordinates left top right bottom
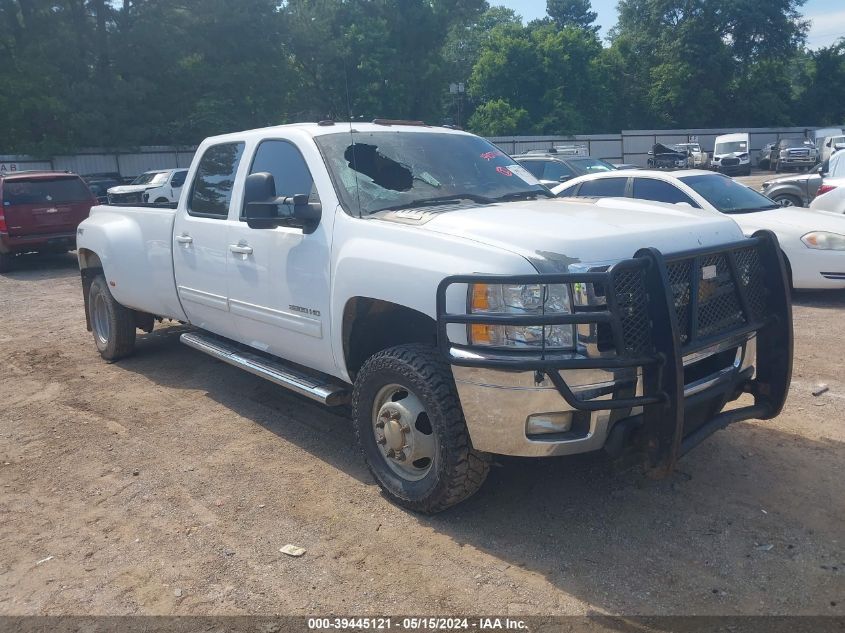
(493, 0, 845, 49)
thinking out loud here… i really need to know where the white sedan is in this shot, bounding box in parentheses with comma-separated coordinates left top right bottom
(552, 169, 845, 289)
(810, 150, 845, 215)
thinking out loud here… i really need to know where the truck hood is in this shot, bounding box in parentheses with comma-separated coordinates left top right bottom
(407, 197, 745, 272)
(762, 173, 812, 186)
(107, 184, 158, 195)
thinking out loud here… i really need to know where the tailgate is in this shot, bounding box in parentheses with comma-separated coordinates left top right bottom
(2, 177, 94, 237)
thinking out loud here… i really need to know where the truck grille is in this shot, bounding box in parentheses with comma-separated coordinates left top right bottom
(721, 157, 740, 166)
(612, 244, 768, 353)
(787, 149, 809, 157)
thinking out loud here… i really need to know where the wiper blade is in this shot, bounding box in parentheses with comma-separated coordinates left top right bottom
(380, 193, 495, 212)
(726, 205, 780, 213)
(493, 189, 553, 201)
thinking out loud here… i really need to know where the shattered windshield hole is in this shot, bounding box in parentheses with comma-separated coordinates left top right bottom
(344, 143, 413, 191)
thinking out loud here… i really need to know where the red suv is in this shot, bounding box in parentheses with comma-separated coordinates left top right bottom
(0, 171, 98, 272)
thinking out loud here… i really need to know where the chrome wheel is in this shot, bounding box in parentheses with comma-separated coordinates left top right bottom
(92, 292, 110, 347)
(371, 384, 436, 481)
(775, 196, 798, 207)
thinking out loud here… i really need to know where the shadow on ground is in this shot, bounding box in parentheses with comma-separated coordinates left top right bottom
(113, 325, 844, 616)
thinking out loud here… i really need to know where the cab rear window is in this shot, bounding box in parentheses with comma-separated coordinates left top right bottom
(2, 177, 92, 205)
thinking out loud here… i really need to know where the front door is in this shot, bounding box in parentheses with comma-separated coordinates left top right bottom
(226, 139, 334, 373)
(173, 142, 245, 339)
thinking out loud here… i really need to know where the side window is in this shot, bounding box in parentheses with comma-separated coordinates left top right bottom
(543, 161, 575, 183)
(556, 184, 578, 198)
(247, 140, 319, 212)
(632, 178, 700, 207)
(171, 171, 187, 187)
(519, 161, 545, 178)
(188, 142, 245, 218)
(577, 177, 627, 198)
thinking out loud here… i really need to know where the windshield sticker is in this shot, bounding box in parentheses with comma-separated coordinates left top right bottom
(481, 150, 504, 161)
(506, 164, 541, 185)
(496, 166, 513, 177)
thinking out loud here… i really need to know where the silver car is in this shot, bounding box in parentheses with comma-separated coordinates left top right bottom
(760, 163, 826, 207)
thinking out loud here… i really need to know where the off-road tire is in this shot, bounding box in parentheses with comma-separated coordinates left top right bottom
(352, 344, 490, 513)
(0, 252, 13, 273)
(88, 274, 136, 360)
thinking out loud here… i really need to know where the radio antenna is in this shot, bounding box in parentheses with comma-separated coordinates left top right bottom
(343, 60, 363, 219)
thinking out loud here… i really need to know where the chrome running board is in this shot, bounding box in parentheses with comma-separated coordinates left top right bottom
(180, 332, 349, 406)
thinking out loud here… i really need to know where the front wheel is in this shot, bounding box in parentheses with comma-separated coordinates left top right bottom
(352, 344, 490, 513)
(88, 274, 137, 360)
(774, 194, 802, 208)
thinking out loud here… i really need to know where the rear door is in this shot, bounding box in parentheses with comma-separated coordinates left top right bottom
(172, 142, 246, 338)
(1, 176, 95, 236)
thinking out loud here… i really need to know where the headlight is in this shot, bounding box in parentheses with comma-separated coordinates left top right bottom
(780, 150, 788, 157)
(801, 232, 845, 250)
(468, 283, 574, 350)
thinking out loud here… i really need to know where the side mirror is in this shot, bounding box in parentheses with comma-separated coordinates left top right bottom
(558, 175, 571, 183)
(242, 172, 321, 233)
(817, 165, 826, 175)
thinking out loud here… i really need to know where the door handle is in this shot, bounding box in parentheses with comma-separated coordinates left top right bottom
(229, 244, 253, 255)
(175, 234, 193, 244)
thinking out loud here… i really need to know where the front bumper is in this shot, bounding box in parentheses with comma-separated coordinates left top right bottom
(437, 232, 793, 473)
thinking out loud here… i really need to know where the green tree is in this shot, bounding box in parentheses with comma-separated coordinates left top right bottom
(546, 0, 598, 32)
(467, 98, 530, 135)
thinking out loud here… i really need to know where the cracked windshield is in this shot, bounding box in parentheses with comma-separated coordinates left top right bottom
(316, 131, 550, 215)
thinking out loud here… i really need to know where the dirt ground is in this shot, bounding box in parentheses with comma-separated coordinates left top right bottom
(0, 252, 843, 617)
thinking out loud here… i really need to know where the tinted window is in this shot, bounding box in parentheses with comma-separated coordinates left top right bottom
(519, 161, 545, 178)
(171, 170, 187, 187)
(679, 174, 779, 214)
(632, 178, 699, 207)
(3, 177, 92, 205)
(568, 158, 616, 174)
(556, 184, 578, 197)
(542, 161, 575, 182)
(188, 143, 245, 218)
(248, 140, 319, 207)
(577, 177, 627, 198)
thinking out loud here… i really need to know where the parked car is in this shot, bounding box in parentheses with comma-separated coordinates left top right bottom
(647, 143, 689, 169)
(810, 150, 845, 215)
(769, 138, 819, 173)
(675, 142, 709, 168)
(0, 170, 97, 272)
(554, 169, 845, 289)
(514, 153, 617, 187)
(107, 168, 188, 204)
(819, 134, 845, 163)
(711, 133, 751, 175)
(760, 163, 825, 207)
(757, 143, 775, 170)
(83, 174, 123, 204)
(76, 122, 791, 513)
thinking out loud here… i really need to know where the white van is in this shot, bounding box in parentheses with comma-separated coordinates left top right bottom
(820, 134, 845, 163)
(813, 127, 843, 154)
(711, 132, 751, 176)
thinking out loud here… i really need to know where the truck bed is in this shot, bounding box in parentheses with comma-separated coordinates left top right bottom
(79, 204, 186, 321)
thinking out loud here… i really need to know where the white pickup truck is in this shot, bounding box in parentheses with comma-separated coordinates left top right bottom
(76, 122, 793, 513)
